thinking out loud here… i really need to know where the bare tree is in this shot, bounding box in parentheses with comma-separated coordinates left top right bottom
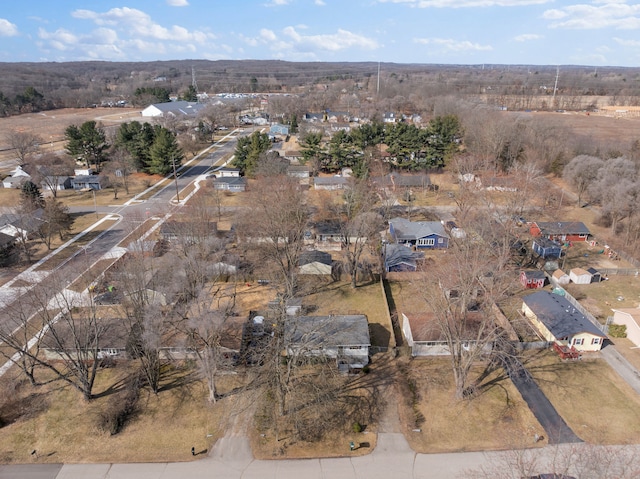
(563, 154, 605, 206)
(0, 272, 109, 400)
(589, 157, 639, 233)
(237, 175, 309, 297)
(469, 442, 640, 479)
(181, 283, 237, 403)
(6, 130, 41, 164)
(418, 211, 516, 400)
(336, 178, 384, 288)
(38, 197, 74, 250)
(31, 153, 74, 198)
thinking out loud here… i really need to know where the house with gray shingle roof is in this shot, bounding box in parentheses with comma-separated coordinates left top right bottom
(285, 314, 370, 371)
(521, 291, 606, 351)
(388, 217, 449, 249)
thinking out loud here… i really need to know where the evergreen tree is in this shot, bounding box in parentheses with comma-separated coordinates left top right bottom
(147, 128, 184, 175)
(182, 85, 198, 102)
(65, 121, 109, 172)
(20, 180, 44, 210)
(232, 131, 271, 176)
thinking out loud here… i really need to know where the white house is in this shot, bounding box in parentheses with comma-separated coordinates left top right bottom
(611, 308, 640, 347)
(141, 101, 206, 118)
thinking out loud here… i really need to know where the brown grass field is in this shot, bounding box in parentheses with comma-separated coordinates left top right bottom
(526, 350, 640, 444)
(398, 358, 544, 453)
(0, 367, 239, 464)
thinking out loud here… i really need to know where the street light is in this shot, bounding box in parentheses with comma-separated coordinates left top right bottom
(172, 157, 180, 202)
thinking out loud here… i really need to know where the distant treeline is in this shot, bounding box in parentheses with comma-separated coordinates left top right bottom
(2, 60, 640, 117)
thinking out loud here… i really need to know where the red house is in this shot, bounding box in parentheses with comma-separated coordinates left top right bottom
(520, 270, 546, 289)
(529, 221, 591, 242)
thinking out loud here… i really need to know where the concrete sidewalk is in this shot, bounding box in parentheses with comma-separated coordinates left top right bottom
(4, 433, 640, 479)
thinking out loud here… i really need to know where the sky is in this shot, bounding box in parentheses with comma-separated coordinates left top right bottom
(0, 0, 639, 67)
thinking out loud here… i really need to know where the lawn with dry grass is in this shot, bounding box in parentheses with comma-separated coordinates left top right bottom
(526, 350, 640, 444)
(564, 275, 640, 322)
(399, 358, 543, 453)
(0, 366, 240, 464)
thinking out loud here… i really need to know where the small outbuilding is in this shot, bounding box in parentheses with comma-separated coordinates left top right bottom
(586, 267, 602, 283)
(569, 267, 592, 285)
(520, 270, 546, 289)
(611, 308, 640, 347)
(552, 269, 570, 286)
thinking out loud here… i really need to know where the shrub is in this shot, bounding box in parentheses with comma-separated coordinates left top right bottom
(352, 421, 362, 433)
(608, 324, 627, 338)
(97, 375, 140, 435)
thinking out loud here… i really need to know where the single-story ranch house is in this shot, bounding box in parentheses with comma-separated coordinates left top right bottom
(388, 217, 449, 250)
(521, 291, 606, 352)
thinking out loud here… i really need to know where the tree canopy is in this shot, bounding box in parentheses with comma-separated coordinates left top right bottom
(147, 128, 184, 176)
(232, 131, 272, 176)
(64, 121, 109, 172)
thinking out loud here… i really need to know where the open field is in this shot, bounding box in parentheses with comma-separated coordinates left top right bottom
(526, 350, 640, 444)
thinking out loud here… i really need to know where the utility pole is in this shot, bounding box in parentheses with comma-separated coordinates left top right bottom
(552, 66, 560, 106)
(172, 157, 180, 202)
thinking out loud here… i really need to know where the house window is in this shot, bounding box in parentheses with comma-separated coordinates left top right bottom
(348, 346, 361, 350)
(417, 238, 435, 246)
(438, 237, 443, 243)
(573, 338, 584, 346)
(591, 337, 601, 345)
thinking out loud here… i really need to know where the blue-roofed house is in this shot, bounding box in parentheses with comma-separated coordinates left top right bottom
(388, 217, 449, 249)
(521, 291, 606, 351)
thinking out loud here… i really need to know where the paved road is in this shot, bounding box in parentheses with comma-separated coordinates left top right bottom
(601, 343, 640, 395)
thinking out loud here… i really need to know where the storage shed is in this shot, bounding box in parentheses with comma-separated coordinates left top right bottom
(569, 268, 592, 285)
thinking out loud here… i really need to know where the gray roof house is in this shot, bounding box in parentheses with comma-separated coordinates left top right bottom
(141, 101, 206, 118)
(212, 177, 246, 192)
(313, 176, 349, 190)
(72, 175, 109, 191)
(388, 217, 449, 249)
(383, 243, 425, 272)
(41, 176, 72, 191)
(521, 291, 606, 352)
(285, 315, 370, 371)
(298, 250, 332, 275)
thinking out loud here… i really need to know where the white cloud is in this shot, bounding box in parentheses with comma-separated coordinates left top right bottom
(614, 37, 640, 46)
(0, 18, 18, 37)
(413, 37, 492, 51)
(38, 27, 79, 50)
(282, 26, 378, 51)
(378, 0, 551, 7)
(514, 33, 543, 41)
(315, 0, 327, 5)
(543, 2, 640, 29)
(264, 0, 290, 6)
(167, 0, 189, 5)
(260, 29, 278, 42)
(72, 7, 215, 42)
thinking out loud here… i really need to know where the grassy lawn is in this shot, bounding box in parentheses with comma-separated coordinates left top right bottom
(564, 275, 640, 322)
(526, 350, 640, 444)
(399, 358, 543, 453)
(300, 279, 393, 348)
(0, 188, 20, 207)
(0, 366, 237, 464)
